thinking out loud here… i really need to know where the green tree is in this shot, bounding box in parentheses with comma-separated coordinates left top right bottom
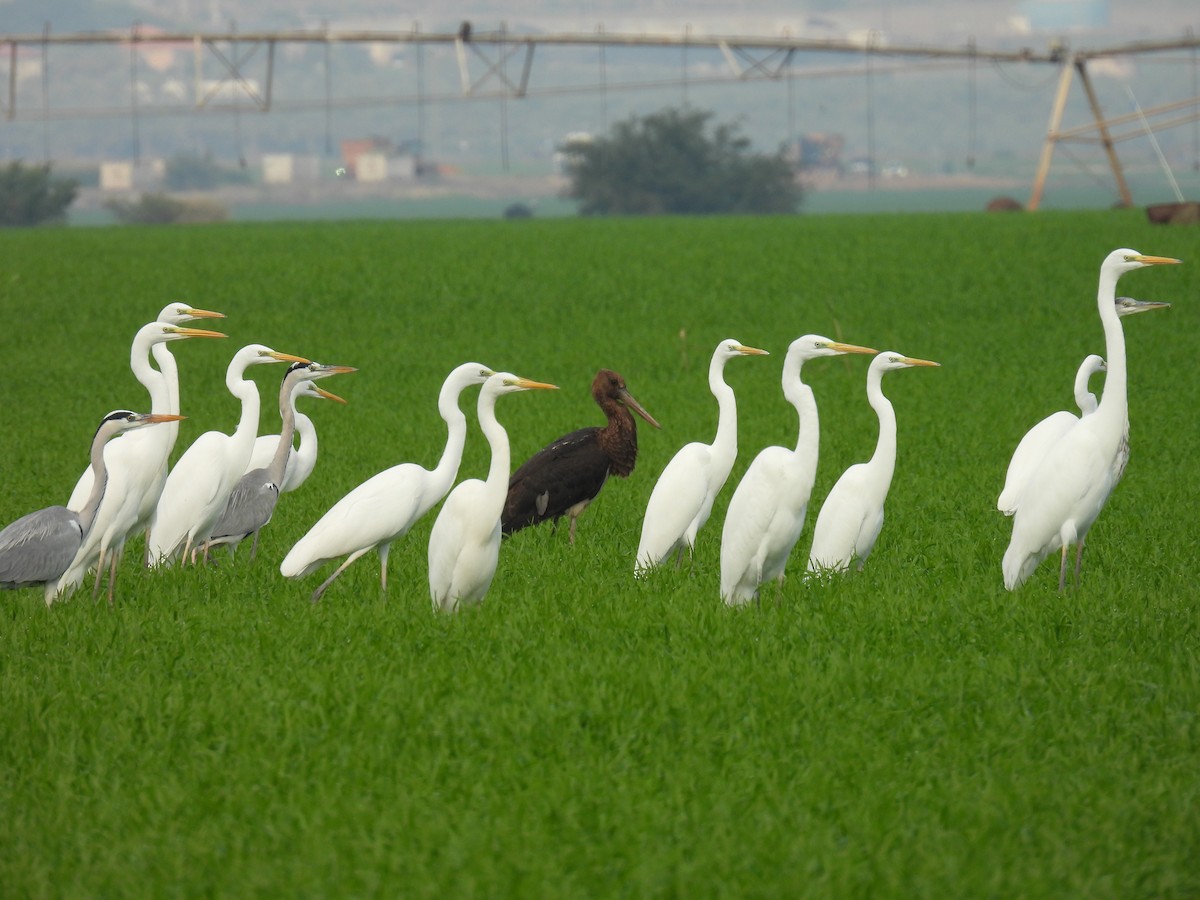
(0, 162, 79, 227)
(562, 107, 801, 215)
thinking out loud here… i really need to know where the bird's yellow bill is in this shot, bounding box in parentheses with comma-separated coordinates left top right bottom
(144, 413, 188, 424)
(829, 342, 878, 356)
(317, 365, 358, 376)
(182, 307, 225, 319)
(173, 327, 227, 339)
(314, 386, 348, 404)
(1134, 255, 1183, 265)
(904, 356, 941, 367)
(736, 344, 770, 356)
(267, 351, 312, 364)
(513, 377, 559, 391)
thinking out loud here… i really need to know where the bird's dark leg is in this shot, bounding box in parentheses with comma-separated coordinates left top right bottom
(249, 530, 260, 562)
(1058, 544, 1069, 592)
(106, 552, 119, 607)
(379, 543, 391, 594)
(92, 545, 108, 600)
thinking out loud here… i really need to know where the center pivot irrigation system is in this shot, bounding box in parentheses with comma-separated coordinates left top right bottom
(2, 24, 1198, 209)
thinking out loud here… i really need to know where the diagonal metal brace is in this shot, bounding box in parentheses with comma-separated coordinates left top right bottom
(195, 37, 270, 109)
(455, 37, 536, 96)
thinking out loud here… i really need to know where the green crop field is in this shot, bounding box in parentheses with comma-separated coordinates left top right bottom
(1, 211, 1197, 896)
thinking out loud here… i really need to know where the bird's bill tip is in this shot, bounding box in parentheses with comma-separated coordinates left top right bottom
(314, 386, 348, 404)
(267, 351, 312, 364)
(319, 364, 358, 375)
(904, 356, 941, 367)
(736, 344, 770, 356)
(143, 413, 187, 424)
(621, 391, 662, 429)
(830, 341, 878, 356)
(1121, 298, 1172, 313)
(183, 307, 226, 319)
(1134, 254, 1183, 265)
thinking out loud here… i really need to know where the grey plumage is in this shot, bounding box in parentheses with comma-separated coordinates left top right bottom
(0, 410, 181, 604)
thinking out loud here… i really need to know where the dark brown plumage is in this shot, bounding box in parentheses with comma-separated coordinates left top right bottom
(502, 369, 660, 543)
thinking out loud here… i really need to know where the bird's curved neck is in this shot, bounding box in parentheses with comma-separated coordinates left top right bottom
(1095, 268, 1128, 430)
(131, 335, 170, 413)
(228, 364, 262, 452)
(151, 342, 182, 446)
(78, 426, 115, 533)
(477, 392, 511, 514)
(268, 380, 300, 485)
(784, 359, 819, 462)
(429, 385, 470, 492)
(866, 367, 898, 488)
(709, 356, 738, 459)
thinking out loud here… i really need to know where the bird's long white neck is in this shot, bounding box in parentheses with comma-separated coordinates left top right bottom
(227, 363, 263, 464)
(865, 366, 898, 493)
(477, 390, 511, 514)
(267, 378, 301, 486)
(784, 357, 819, 466)
(429, 381, 470, 495)
(1094, 266, 1128, 437)
(151, 342, 182, 448)
(709, 355, 739, 466)
(132, 333, 170, 413)
(288, 412, 317, 487)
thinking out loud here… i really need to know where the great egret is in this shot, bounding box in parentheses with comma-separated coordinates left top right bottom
(502, 369, 661, 543)
(635, 338, 768, 574)
(805, 351, 941, 574)
(998, 297, 1171, 517)
(1003, 250, 1180, 591)
(59, 309, 226, 600)
(281, 362, 495, 603)
(997, 354, 1106, 517)
(206, 362, 355, 560)
(1, 411, 184, 606)
(428, 371, 558, 613)
(148, 344, 310, 566)
(719, 336, 877, 605)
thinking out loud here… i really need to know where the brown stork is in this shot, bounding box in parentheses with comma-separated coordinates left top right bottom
(502, 369, 660, 543)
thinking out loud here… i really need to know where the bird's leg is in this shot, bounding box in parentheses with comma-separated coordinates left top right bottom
(379, 543, 391, 594)
(181, 536, 194, 567)
(1074, 537, 1086, 588)
(249, 531, 260, 562)
(1058, 544, 1069, 592)
(92, 545, 108, 600)
(568, 515, 578, 545)
(106, 552, 119, 607)
(310, 549, 371, 604)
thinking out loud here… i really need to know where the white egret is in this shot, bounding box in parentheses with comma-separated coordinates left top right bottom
(503, 369, 661, 543)
(1003, 250, 1180, 591)
(428, 371, 558, 613)
(59, 308, 226, 600)
(720, 336, 877, 606)
(635, 338, 768, 574)
(206, 362, 355, 560)
(148, 344, 310, 566)
(997, 354, 1106, 517)
(998, 296, 1171, 517)
(0, 411, 183, 606)
(282, 363, 495, 603)
(805, 351, 941, 575)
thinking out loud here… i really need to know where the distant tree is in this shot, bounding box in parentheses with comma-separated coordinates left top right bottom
(0, 162, 79, 227)
(105, 192, 228, 225)
(562, 107, 801, 215)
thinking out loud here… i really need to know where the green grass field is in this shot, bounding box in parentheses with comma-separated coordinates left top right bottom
(1, 212, 1197, 896)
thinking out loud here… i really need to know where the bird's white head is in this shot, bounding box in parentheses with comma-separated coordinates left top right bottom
(233, 344, 312, 369)
(791, 334, 878, 361)
(871, 351, 941, 374)
(156, 302, 226, 325)
(450, 362, 497, 387)
(1104, 248, 1182, 275)
(482, 372, 559, 398)
(714, 338, 770, 361)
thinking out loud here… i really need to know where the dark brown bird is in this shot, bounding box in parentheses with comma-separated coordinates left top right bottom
(502, 369, 660, 543)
